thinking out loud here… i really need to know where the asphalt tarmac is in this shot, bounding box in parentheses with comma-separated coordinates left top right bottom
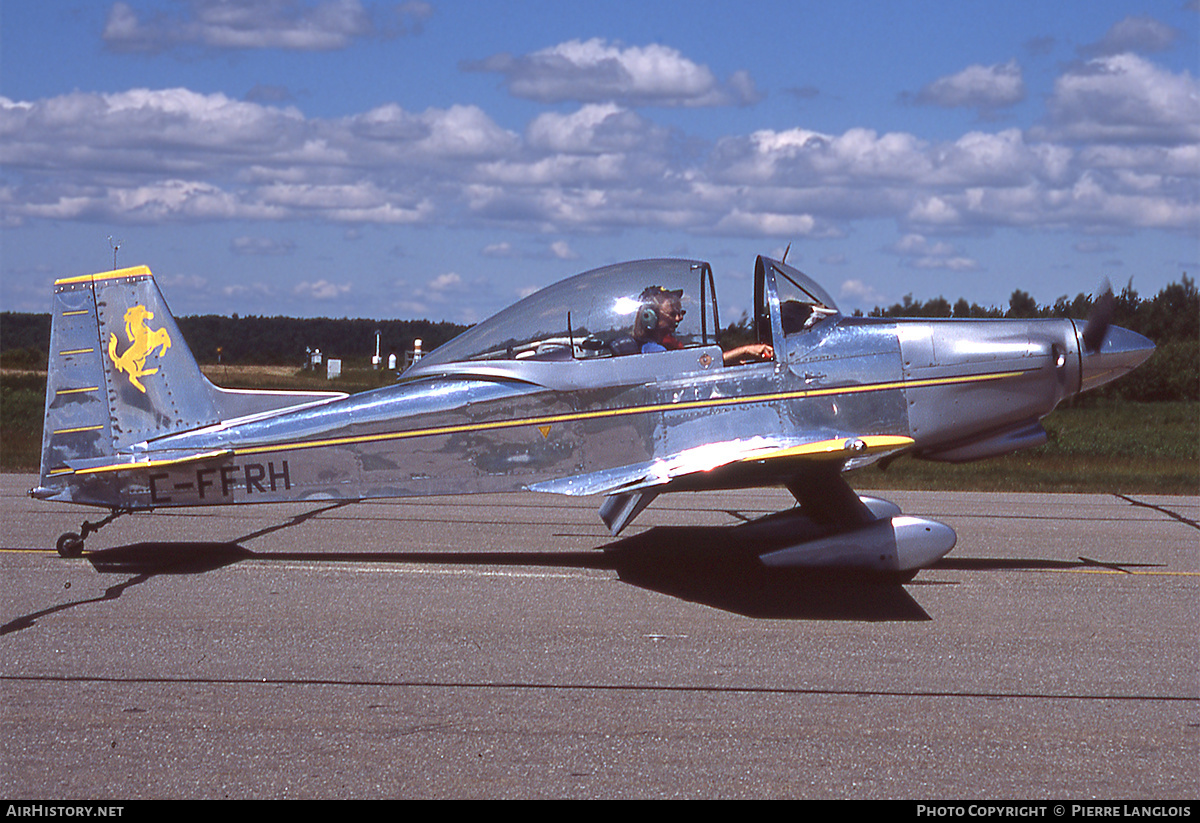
(2, 473, 1196, 799)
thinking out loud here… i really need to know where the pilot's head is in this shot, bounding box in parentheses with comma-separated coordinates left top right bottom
(635, 286, 685, 340)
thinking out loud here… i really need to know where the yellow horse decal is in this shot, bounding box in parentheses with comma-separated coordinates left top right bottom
(108, 305, 172, 393)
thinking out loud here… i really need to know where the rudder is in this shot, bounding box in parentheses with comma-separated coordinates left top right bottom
(38, 266, 221, 495)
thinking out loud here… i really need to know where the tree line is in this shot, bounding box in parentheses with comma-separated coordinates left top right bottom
(0, 313, 469, 371)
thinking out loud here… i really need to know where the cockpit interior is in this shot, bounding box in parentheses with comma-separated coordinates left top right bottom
(415, 255, 839, 372)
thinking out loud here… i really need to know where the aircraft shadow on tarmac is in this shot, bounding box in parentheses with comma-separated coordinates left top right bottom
(71, 538, 1162, 626)
(6, 500, 1165, 634)
(57, 498, 1165, 624)
(75, 535, 932, 622)
(14, 499, 920, 621)
(15, 495, 1166, 629)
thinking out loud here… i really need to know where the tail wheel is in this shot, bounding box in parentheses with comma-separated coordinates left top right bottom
(56, 533, 84, 558)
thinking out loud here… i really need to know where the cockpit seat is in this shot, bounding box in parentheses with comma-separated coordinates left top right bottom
(607, 335, 640, 356)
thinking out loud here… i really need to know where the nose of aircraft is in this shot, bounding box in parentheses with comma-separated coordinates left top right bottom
(1078, 325, 1156, 393)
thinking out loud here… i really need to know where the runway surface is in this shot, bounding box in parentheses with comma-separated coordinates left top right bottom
(2, 472, 1196, 799)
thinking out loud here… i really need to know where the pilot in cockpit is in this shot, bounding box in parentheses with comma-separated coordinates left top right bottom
(634, 285, 773, 365)
(633, 286, 685, 353)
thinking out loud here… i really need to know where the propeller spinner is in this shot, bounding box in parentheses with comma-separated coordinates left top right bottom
(1075, 281, 1154, 393)
(1082, 281, 1115, 352)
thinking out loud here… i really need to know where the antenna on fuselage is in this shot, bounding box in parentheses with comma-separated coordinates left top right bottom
(107, 236, 122, 270)
(782, 242, 791, 264)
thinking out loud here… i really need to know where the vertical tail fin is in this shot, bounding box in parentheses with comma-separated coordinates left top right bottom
(38, 266, 221, 495)
(36, 265, 347, 503)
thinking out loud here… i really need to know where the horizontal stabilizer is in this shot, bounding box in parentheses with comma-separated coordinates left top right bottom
(65, 449, 232, 477)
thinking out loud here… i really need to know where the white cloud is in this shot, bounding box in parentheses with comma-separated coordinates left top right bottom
(158, 272, 209, 291)
(393, 270, 494, 323)
(906, 196, 962, 226)
(714, 127, 933, 186)
(1041, 53, 1200, 145)
(293, 279, 351, 299)
(525, 103, 665, 155)
(1082, 16, 1181, 56)
(349, 103, 519, 159)
(101, 0, 428, 53)
(463, 38, 762, 108)
(549, 240, 578, 260)
(912, 59, 1026, 112)
(482, 241, 518, 258)
(479, 240, 577, 261)
(428, 272, 462, 291)
(839, 278, 886, 306)
(1, 49, 1196, 242)
(887, 234, 980, 271)
(223, 282, 276, 298)
(716, 210, 817, 236)
(0, 90, 505, 225)
(231, 236, 296, 256)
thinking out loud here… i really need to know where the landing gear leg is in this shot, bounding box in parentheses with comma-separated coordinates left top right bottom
(56, 507, 134, 558)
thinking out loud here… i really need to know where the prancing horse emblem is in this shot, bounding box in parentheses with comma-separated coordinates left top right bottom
(108, 305, 172, 393)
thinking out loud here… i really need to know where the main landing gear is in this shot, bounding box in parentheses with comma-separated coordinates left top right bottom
(56, 507, 134, 558)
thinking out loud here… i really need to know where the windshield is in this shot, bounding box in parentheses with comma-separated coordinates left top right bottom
(418, 259, 718, 367)
(757, 256, 841, 344)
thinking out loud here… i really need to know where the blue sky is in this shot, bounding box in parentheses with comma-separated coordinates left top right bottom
(2, 1, 1197, 325)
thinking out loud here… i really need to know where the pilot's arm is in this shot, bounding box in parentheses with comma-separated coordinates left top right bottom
(723, 343, 774, 365)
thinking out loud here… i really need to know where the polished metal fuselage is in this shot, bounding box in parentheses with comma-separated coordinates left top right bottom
(44, 312, 1093, 510)
(36, 253, 1154, 513)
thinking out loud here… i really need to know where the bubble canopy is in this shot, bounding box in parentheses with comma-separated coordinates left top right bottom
(417, 259, 723, 367)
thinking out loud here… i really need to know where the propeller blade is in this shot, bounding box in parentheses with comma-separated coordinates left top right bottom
(1082, 281, 1115, 352)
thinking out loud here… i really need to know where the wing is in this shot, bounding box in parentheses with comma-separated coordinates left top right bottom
(529, 433, 913, 535)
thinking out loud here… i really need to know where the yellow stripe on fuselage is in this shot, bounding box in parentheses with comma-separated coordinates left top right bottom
(50, 368, 1028, 476)
(231, 369, 1026, 458)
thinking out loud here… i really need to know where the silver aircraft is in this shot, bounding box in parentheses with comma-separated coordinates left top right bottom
(33, 255, 1154, 574)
